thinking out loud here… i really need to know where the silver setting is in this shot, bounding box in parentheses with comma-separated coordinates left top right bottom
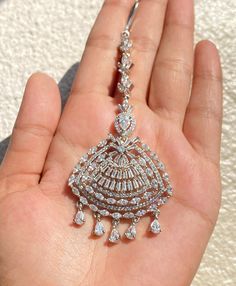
(68, 0, 173, 243)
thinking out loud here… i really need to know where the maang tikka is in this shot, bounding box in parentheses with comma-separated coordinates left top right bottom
(68, 0, 173, 243)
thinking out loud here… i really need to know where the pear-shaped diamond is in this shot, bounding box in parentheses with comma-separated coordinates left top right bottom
(94, 221, 105, 237)
(125, 225, 136, 240)
(74, 210, 85, 225)
(150, 219, 161, 234)
(109, 228, 121, 243)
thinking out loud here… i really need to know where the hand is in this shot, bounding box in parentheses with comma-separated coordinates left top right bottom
(0, 0, 222, 285)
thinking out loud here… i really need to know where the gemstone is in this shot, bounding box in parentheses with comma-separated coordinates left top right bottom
(139, 157, 146, 166)
(68, 175, 75, 186)
(123, 212, 135, 219)
(117, 145, 126, 153)
(146, 168, 153, 177)
(131, 197, 141, 205)
(90, 204, 98, 212)
(125, 225, 136, 240)
(107, 198, 116, 204)
(119, 113, 131, 131)
(150, 219, 161, 234)
(136, 210, 146, 217)
(88, 147, 97, 155)
(80, 155, 88, 163)
(163, 173, 169, 181)
(80, 196, 88, 205)
(99, 210, 110, 216)
(166, 186, 173, 196)
(94, 221, 105, 236)
(95, 193, 104, 200)
(151, 179, 158, 189)
(157, 161, 165, 170)
(72, 187, 80, 196)
(118, 199, 128, 205)
(74, 210, 85, 225)
(109, 228, 121, 244)
(112, 213, 122, 220)
(148, 204, 158, 212)
(86, 186, 94, 194)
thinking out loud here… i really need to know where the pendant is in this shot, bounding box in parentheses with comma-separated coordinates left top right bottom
(68, 1, 173, 243)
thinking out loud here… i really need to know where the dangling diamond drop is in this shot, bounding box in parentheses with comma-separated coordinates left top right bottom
(94, 221, 105, 236)
(125, 225, 137, 240)
(109, 228, 121, 243)
(150, 219, 161, 234)
(74, 210, 85, 225)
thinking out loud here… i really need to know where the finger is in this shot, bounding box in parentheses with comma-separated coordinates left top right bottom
(70, 0, 134, 99)
(0, 73, 61, 192)
(184, 40, 223, 165)
(149, 0, 194, 126)
(114, 0, 168, 101)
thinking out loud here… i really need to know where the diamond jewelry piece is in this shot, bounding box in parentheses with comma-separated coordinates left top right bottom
(68, 0, 173, 243)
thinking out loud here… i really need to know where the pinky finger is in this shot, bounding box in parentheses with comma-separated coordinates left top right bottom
(184, 40, 223, 165)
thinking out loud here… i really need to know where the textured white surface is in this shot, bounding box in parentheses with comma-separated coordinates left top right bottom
(0, 0, 235, 285)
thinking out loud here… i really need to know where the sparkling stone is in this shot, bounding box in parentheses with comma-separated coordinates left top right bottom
(150, 219, 161, 234)
(86, 186, 94, 194)
(136, 210, 146, 217)
(142, 143, 149, 151)
(123, 212, 135, 219)
(131, 197, 141, 205)
(158, 197, 168, 205)
(74, 210, 85, 225)
(138, 157, 146, 166)
(98, 140, 107, 147)
(163, 173, 169, 181)
(119, 113, 131, 131)
(74, 164, 81, 172)
(117, 145, 126, 153)
(148, 204, 158, 212)
(68, 175, 75, 186)
(88, 147, 97, 155)
(143, 192, 152, 199)
(146, 168, 153, 177)
(94, 221, 105, 236)
(90, 204, 98, 212)
(95, 193, 104, 200)
(151, 179, 158, 189)
(99, 210, 110, 216)
(109, 228, 121, 243)
(107, 198, 116, 204)
(112, 213, 122, 220)
(166, 186, 173, 196)
(157, 161, 165, 170)
(72, 187, 80, 196)
(118, 199, 128, 205)
(80, 154, 88, 163)
(80, 196, 88, 205)
(125, 225, 136, 240)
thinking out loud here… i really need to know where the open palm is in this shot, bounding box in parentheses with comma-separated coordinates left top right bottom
(0, 1, 222, 286)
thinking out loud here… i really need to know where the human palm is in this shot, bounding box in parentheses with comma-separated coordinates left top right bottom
(0, 1, 222, 286)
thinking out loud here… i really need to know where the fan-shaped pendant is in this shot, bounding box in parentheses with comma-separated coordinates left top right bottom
(68, 1, 173, 243)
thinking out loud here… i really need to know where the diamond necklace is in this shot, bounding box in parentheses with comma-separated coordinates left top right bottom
(68, 0, 173, 243)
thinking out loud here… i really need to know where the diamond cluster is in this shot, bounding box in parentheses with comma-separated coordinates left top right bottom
(69, 19, 173, 243)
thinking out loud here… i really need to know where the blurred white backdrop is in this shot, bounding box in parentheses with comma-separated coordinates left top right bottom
(0, 0, 235, 285)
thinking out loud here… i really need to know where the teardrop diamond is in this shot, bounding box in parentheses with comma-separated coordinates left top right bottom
(150, 219, 161, 234)
(94, 221, 105, 236)
(74, 210, 85, 225)
(125, 225, 136, 240)
(109, 228, 121, 244)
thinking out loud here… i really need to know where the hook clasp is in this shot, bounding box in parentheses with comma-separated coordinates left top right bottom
(126, 0, 140, 31)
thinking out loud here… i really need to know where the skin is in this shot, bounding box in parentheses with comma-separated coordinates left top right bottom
(0, 0, 223, 285)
